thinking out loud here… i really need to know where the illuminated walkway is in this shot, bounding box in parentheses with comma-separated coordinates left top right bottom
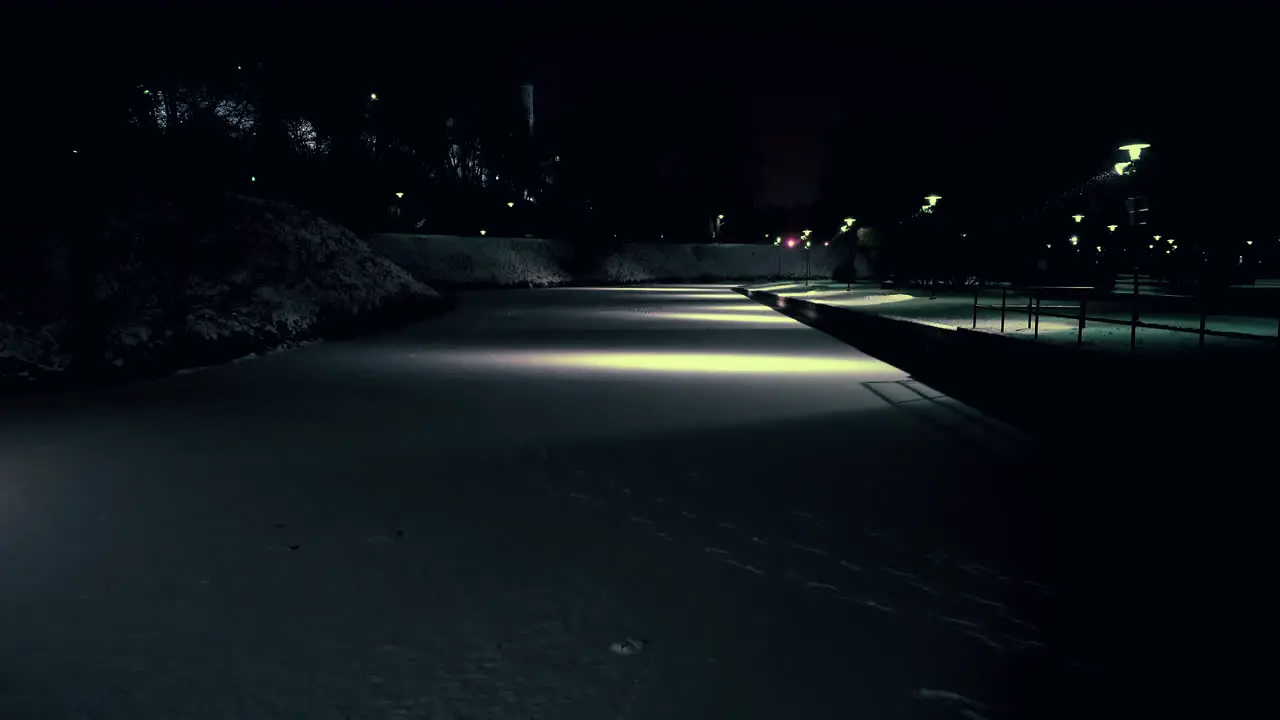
(0, 285, 1097, 719)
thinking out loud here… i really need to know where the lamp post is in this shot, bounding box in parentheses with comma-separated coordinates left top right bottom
(834, 217, 857, 290)
(801, 230, 813, 286)
(711, 213, 726, 242)
(774, 236, 783, 279)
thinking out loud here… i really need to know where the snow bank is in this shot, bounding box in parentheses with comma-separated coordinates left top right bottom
(2, 194, 438, 391)
(371, 233, 574, 287)
(367, 234, 867, 287)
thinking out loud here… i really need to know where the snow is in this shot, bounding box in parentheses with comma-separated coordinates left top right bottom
(2, 195, 438, 389)
(0, 285, 1099, 718)
(368, 234, 864, 287)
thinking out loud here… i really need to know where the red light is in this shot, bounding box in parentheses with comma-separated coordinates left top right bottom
(786, 238, 796, 248)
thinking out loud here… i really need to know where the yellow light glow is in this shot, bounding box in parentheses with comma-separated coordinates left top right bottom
(1246, 240, 1253, 245)
(1114, 162, 1131, 175)
(1167, 237, 1174, 244)
(370, 93, 379, 100)
(1118, 143, 1150, 160)
(653, 312, 798, 325)
(815, 293, 914, 307)
(718, 214, 725, 220)
(1149, 244, 1154, 249)
(696, 303, 781, 312)
(1069, 235, 1079, 245)
(507, 201, 515, 208)
(925, 194, 942, 205)
(1153, 235, 1162, 241)
(494, 351, 888, 375)
(1096, 245, 1102, 252)
(1107, 224, 1118, 232)
(844, 217, 856, 225)
(479, 229, 487, 235)
(395, 192, 404, 198)
(572, 286, 733, 293)
(1072, 214, 1084, 222)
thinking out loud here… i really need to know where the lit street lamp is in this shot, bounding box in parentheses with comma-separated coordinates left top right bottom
(710, 213, 726, 241)
(1118, 143, 1151, 160)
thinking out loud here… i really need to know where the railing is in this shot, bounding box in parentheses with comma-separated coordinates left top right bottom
(972, 283, 1280, 350)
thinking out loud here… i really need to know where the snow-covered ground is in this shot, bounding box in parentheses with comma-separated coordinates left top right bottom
(1, 195, 437, 389)
(0, 285, 1105, 719)
(749, 282, 1279, 354)
(368, 234, 863, 287)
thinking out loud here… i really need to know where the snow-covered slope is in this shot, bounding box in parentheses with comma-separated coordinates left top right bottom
(2, 195, 438, 390)
(368, 234, 864, 287)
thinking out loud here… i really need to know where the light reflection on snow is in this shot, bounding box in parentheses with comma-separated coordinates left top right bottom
(432, 350, 889, 375)
(652, 312, 798, 325)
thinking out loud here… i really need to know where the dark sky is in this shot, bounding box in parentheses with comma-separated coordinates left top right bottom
(502, 4, 1274, 219)
(24, 2, 1277, 225)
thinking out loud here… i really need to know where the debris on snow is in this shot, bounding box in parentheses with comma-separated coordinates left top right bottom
(609, 637, 648, 656)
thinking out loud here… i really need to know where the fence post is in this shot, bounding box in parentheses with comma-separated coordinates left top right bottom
(1130, 267, 1139, 351)
(1027, 293, 1033, 328)
(1034, 295, 1041, 339)
(1000, 287, 1007, 332)
(972, 286, 979, 329)
(1077, 294, 1088, 347)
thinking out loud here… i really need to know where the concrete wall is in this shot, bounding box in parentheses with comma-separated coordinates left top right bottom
(368, 234, 869, 287)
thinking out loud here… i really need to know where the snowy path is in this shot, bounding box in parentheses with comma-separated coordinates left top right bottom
(1, 285, 1098, 719)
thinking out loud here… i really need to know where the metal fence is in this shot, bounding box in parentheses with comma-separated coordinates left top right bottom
(972, 280, 1280, 349)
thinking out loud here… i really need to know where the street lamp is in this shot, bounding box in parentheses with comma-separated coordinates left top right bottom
(507, 201, 515, 208)
(1107, 224, 1118, 232)
(1072, 214, 1085, 223)
(1118, 143, 1151, 160)
(711, 213, 726, 241)
(925, 194, 942, 206)
(479, 229, 487, 236)
(395, 192, 404, 198)
(1114, 161, 1132, 175)
(370, 92, 379, 101)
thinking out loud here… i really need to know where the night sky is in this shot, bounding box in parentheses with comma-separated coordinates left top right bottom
(23, 2, 1276, 230)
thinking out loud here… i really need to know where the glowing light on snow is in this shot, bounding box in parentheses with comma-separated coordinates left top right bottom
(649, 312, 797, 325)
(566, 286, 734, 293)
(463, 351, 889, 376)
